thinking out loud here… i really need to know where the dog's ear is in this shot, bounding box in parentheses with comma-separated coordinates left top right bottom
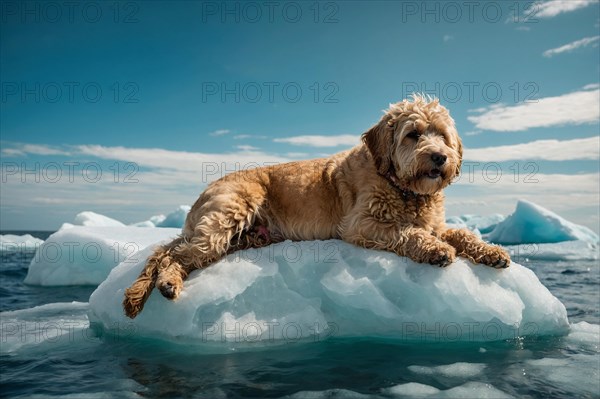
(362, 117, 394, 174)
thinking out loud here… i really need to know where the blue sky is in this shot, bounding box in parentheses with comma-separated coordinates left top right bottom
(1, 0, 599, 231)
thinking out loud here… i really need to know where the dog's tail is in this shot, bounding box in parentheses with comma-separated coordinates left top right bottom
(123, 237, 184, 319)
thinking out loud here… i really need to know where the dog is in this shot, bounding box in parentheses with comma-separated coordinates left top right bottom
(123, 95, 510, 318)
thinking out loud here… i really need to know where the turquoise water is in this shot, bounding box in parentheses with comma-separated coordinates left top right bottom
(1, 233, 599, 398)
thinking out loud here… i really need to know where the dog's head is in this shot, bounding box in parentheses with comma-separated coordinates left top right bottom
(362, 95, 462, 195)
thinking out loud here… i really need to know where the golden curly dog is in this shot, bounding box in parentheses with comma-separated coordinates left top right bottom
(123, 95, 510, 318)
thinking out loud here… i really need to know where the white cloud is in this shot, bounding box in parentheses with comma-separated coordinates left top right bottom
(1, 148, 25, 157)
(467, 87, 599, 131)
(1, 144, 71, 157)
(235, 144, 260, 151)
(533, 0, 595, 18)
(543, 35, 600, 57)
(465, 136, 599, 162)
(209, 129, 230, 136)
(274, 134, 359, 147)
(0, 144, 293, 229)
(285, 152, 310, 158)
(443, 35, 454, 42)
(463, 130, 482, 136)
(76, 144, 289, 174)
(233, 134, 268, 140)
(583, 83, 600, 90)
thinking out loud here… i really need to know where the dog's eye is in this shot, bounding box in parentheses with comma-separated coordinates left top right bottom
(406, 130, 421, 140)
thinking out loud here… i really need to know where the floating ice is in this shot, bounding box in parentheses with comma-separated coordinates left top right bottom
(88, 240, 570, 346)
(506, 240, 599, 261)
(287, 389, 372, 398)
(0, 234, 44, 252)
(288, 382, 514, 398)
(155, 205, 190, 228)
(382, 381, 513, 398)
(0, 302, 90, 354)
(25, 226, 180, 286)
(523, 353, 599, 396)
(131, 214, 166, 228)
(130, 206, 190, 228)
(487, 200, 599, 245)
(407, 362, 486, 378)
(444, 217, 481, 237)
(73, 211, 125, 227)
(458, 214, 505, 235)
(565, 321, 600, 351)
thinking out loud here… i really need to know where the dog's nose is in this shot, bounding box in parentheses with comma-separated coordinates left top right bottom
(431, 153, 447, 166)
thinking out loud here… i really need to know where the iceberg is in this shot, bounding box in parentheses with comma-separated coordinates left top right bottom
(407, 362, 486, 378)
(506, 240, 598, 261)
(382, 381, 513, 399)
(444, 217, 480, 237)
(458, 214, 505, 235)
(130, 205, 190, 228)
(88, 240, 570, 346)
(131, 214, 166, 228)
(73, 211, 125, 227)
(487, 200, 599, 245)
(0, 234, 44, 252)
(289, 382, 513, 399)
(0, 302, 90, 355)
(154, 205, 190, 228)
(25, 226, 180, 286)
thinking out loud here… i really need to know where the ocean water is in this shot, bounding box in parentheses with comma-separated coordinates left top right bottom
(1, 232, 599, 398)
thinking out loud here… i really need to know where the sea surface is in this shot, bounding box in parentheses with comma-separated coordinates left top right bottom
(1, 231, 599, 398)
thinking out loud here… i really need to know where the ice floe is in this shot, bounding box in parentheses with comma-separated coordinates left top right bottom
(88, 240, 570, 346)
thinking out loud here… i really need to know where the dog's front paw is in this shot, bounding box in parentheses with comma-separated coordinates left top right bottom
(156, 273, 183, 300)
(422, 243, 456, 267)
(479, 245, 510, 269)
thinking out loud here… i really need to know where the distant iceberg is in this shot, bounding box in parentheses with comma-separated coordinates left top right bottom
(61, 206, 191, 229)
(154, 205, 190, 228)
(0, 234, 44, 252)
(73, 211, 125, 227)
(88, 240, 570, 346)
(131, 205, 190, 228)
(446, 214, 505, 236)
(25, 226, 180, 286)
(506, 240, 598, 262)
(487, 200, 599, 245)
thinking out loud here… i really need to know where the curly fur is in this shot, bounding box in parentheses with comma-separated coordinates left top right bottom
(123, 95, 510, 318)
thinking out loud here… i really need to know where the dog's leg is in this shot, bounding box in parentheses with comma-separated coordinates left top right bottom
(154, 187, 267, 301)
(154, 225, 275, 301)
(123, 237, 185, 318)
(441, 228, 510, 268)
(342, 219, 457, 267)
